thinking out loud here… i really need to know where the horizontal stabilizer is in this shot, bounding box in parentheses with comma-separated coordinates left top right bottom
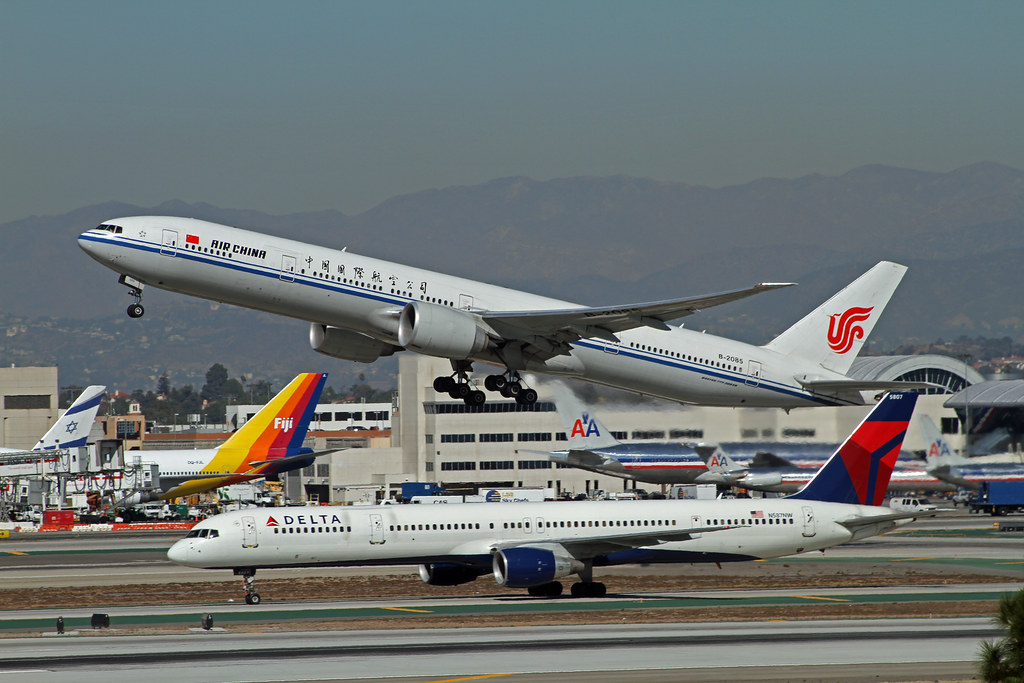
(798, 379, 939, 394)
(838, 508, 947, 530)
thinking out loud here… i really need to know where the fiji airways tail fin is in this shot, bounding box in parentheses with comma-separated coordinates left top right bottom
(549, 382, 620, 450)
(763, 261, 906, 376)
(788, 392, 917, 505)
(219, 372, 327, 459)
(33, 385, 106, 450)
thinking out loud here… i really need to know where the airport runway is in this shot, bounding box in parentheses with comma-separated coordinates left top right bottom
(0, 513, 1020, 682)
(0, 618, 1000, 683)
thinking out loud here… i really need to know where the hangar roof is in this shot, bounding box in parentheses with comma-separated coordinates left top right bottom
(850, 354, 985, 394)
(944, 380, 1024, 409)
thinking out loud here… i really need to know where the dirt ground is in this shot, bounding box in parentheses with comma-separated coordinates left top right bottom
(2, 561, 1015, 634)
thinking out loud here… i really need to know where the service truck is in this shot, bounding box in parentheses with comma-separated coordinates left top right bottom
(969, 481, 1024, 516)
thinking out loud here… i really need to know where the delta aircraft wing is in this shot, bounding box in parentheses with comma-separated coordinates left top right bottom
(168, 392, 937, 603)
(81, 217, 913, 409)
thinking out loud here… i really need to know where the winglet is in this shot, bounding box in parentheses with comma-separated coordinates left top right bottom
(787, 392, 918, 505)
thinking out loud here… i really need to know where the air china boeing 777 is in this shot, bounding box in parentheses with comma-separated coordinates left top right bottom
(169, 392, 928, 603)
(80, 216, 909, 408)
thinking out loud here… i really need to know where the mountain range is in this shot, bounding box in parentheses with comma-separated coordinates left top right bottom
(3, 161, 1023, 392)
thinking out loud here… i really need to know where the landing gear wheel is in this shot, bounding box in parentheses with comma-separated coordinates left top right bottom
(484, 374, 507, 392)
(127, 303, 145, 319)
(433, 376, 456, 393)
(449, 383, 471, 400)
(464, 390, 486, 407)
(500, 381, 521, 398)
(527, 581, 563, 598)
(516, 388, 538, 405)
(245, 592, 262, 605)
(570, 581, 606, 598)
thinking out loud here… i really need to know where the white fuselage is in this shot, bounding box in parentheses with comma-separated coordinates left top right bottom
(79, 217, 854, 408)
(168, 498, 898, 572)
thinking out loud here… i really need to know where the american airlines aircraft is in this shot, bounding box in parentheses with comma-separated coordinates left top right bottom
(118, 373, 330, 505)
(169, 392, 929, 603)
(920, 416, 1024, 490)
(80, 217, 910, 409)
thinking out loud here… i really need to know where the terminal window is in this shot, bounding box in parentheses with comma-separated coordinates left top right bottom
(4, 395, 50, 410)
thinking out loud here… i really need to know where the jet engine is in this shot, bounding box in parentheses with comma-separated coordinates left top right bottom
(118, 490, 164, 506)
(418, 563, 490, 586)
(309, 323, 399, 363)
(492, 545, 584, 588)
(739, 471, 785, 488)
(397, 302, 491, 359)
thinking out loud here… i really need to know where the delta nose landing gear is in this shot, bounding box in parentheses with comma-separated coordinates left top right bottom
(118, 274, 145, 318)
(234, 568, 261, 605)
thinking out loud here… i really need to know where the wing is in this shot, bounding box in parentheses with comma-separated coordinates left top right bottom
(490, 524, 734, 559)
(481, 283, 794, 357)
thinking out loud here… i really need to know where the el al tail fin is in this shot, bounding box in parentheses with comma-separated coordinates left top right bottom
(763, 261, 906, 375)
(219, 373, 327, 458)
(549, 382, 621, 450)
(34, 385, 106, 450)
(788, 392, 917, 505)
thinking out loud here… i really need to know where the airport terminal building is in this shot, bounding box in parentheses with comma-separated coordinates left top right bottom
(288, 353, 986, 503)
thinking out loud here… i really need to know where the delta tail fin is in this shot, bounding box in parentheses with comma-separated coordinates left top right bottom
(549, 382, 621, 450)
(33, 385, 106, 450)
(763, 261, 906, 375)
(788, 392, 917, 505)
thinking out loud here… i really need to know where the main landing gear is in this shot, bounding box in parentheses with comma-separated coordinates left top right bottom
(569, 561, 606, 598)
(119, 274, 145, 318)
(432, 364, 538, 407)
(234, 568, 261, 604)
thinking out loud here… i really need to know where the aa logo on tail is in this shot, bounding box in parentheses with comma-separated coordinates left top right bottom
(827, 306, 874, 354)
(571, 414, 601, 438)
(274, 417, 294, 432)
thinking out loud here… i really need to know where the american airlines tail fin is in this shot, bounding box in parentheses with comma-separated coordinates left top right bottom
(788, 392, 917, 505)
(698, 446, 746, 475)
(33, 385, 106, 450)
(763, 261, 907, 376)
(549, 382, 621, 450)
(920, 415, 969, 469)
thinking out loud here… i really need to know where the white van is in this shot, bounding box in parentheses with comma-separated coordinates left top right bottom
(888, 497, 938, 512)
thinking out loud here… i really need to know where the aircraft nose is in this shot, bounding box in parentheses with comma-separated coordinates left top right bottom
(167, 540, 191, 565)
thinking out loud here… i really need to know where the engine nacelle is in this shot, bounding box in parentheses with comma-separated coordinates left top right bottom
(309, 323, 398, 363)
(398, 302, 490, 359)
(117, 490, 164, 507)
(418, 563, 489, 586)
(492, 546, 584, 588)
(739, 471, 784, 489)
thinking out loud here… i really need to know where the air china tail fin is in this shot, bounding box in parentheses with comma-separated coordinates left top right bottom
(788, 392, 917, 505)
(763, 261, 906, 375)
(920, 415, 969, 469)
(550, 382, 620, 450)
(34, 385, 106, 450)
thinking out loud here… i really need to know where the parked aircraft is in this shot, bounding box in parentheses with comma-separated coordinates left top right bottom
(0, 385, 106, 477)
(169, 392, 931, 603)
(80, 217, 911, 409)
(920, 416, 1024, 490)
(118, 373, 330, 505)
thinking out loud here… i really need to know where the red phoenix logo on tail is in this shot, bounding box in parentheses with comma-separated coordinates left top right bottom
(827, 306, 874, 354)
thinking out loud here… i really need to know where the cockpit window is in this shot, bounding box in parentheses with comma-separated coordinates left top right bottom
(185, 528, 219, 539)
(95, 223, 124, 234)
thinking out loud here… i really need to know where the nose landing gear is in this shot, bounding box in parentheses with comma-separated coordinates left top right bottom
(234, 568, 261, 604)
(118, 274, 145, 318)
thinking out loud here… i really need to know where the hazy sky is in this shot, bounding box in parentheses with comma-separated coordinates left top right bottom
(3, 1, 1023, 225)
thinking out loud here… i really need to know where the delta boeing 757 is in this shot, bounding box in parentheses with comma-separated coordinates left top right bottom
(169, 392, 929, 603)
(80, 216, 910, 408)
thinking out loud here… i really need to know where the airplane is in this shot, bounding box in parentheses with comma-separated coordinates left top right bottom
(920, 416, 1024, 490)
(80, 217, 914, 409)
(0, 385, 105, 476)
(117, 373, 331, 505)
(534, 382, 781, 487)
(168, 392, 935, 604)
